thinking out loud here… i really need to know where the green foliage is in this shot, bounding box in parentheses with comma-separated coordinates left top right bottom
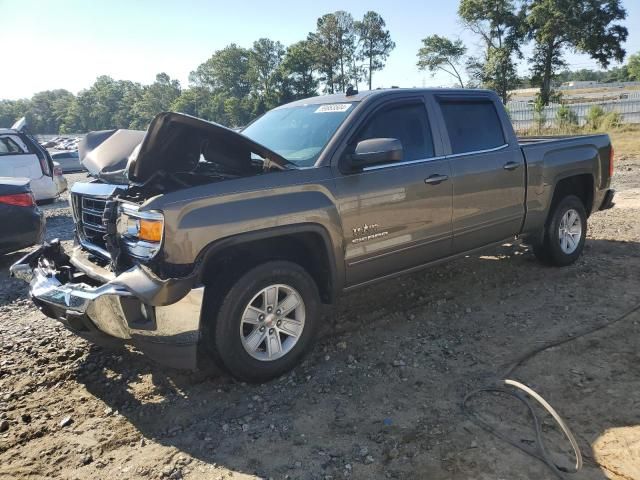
(248, 38, 285, 110)
(130, 73, 181, 129)
(586, 105, 606, 129)
(533, 97, 547, 131)
(281, 41, 319, 100)
(555, 66, 631, 84)
(556, 104, 578, 128)
(458, 0, 523, 103)
(308, 11, 358, 94)
(600, 111, 622, 130)
(355, 11, 395, 90)
(417, 35, 467, 88)
(525, 0, 628, 105)
(628, 52, 640, 81)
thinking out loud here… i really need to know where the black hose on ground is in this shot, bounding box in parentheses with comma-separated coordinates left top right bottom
(462, 302, 640, 478)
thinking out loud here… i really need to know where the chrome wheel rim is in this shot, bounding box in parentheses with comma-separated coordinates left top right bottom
(240, 284, 305, 361)
(558, 208, 582, 254)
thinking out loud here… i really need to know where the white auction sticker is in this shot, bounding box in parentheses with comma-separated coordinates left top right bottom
(315, 103, 352, 113)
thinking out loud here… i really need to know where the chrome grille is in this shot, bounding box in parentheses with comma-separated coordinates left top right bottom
(71, 192, 110, 256)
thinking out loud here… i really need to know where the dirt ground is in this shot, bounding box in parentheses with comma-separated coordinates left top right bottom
(1, 145, 640, 480)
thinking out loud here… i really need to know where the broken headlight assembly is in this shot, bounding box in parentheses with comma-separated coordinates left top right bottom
(117, 203, 164, 259)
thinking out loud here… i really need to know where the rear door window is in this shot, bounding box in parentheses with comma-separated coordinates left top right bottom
(438, 99, 505, 154)
(354, 102, 435, 162)
(0, 136, 25, 155)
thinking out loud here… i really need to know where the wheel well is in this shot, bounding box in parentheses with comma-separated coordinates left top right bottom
(199, 232, 335, 304)
(551, 174, 594, 216)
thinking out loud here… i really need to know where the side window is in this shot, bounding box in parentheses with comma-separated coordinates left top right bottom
(439, 99, 505, 154)
(354, 102, 435, 162)
(0, 136, 25, 155)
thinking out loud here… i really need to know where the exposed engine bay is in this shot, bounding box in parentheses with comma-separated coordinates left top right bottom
(78, 111, 293, 194)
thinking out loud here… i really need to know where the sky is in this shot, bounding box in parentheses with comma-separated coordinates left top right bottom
(2, 0, 640, 100)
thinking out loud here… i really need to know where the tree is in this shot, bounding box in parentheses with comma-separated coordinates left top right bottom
(308, 11, 357, 93)
(248, 38, 285, 110)
(355, 11, 395, 90)
(0, 99, 30, 129)
(130, 73, 181, 129)
(458, 0, 523, 103)
(628, 52, 640, 81)
(524, 0, 628, 105)
(28, 89, 75, 133)
(417, 35, 467, 88)
(189, 44, 251, 98)
(281, 40, 318, 99)
(74, 76, 138, 131)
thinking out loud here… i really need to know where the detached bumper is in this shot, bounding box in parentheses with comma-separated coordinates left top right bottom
(10, 242, 203, 370)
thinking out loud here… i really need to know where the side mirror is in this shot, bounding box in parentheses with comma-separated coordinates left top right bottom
(344, 138, 403, 172)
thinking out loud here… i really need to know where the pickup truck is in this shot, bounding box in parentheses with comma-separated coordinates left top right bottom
(11, 88, 615, 382)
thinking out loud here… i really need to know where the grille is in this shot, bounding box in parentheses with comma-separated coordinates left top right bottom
(71, 192, 110, 256)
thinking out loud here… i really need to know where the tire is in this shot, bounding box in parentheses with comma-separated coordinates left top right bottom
(534, 195, 587, 267)
(206, 260, 321, 383)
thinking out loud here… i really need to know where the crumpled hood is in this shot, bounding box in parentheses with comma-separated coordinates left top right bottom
(79, 129, 146, 184)
(78, 112, 291, 184)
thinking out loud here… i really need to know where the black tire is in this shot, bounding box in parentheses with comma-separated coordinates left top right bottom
(205, 260, 321, 383)
(534, 195, 587, 267)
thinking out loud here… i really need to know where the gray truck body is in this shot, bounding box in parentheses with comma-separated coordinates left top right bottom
(11, 88, 615, 370)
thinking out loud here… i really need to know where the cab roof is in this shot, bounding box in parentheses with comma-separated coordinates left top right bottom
(278, 87, 497, 108)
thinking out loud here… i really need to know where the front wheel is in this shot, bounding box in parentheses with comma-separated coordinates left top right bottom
(206, 261, 321, 383)
(534, 195, 587, 266)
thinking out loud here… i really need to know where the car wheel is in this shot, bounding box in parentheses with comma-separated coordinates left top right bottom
(534, 195, 587, 266)
(207, 260, 320, 382)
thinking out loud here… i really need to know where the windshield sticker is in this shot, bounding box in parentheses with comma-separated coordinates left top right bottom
(315, 103, 352, 113)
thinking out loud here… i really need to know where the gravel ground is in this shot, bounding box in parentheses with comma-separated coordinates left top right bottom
(1, 161, 640, 480)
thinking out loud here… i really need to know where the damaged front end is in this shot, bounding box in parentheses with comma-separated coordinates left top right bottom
(10, 112, 291, 369)
(10, 240, 203, 369)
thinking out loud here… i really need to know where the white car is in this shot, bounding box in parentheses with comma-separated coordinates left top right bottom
(0, 119, 58, 203)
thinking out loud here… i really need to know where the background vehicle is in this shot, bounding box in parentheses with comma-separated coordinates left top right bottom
(51, 150, 83, 173)
(12, 88, 615, 382)
(0, 120, 58, 203)
(0, 177, 44, 253)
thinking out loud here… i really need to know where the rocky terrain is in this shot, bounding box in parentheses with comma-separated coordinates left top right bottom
(1, 158, 639, 480)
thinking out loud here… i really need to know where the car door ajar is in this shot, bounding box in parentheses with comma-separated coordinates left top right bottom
(435, 96, 526, 253)
(333, 97, 453, 287)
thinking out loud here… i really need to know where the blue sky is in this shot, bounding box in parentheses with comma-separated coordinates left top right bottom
(2, 0, 639, 99)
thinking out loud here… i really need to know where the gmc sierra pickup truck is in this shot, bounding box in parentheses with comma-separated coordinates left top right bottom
(11, 88, 615, 382)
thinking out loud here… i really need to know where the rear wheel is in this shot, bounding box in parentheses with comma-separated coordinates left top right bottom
(206, 260, 320, 382)
(534, 195, 587, 266)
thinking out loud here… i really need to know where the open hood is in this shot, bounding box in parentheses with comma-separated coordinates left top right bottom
(79, 129, 146, 184)
(79, 112, 292, 183)
(129, 112, 292, 182)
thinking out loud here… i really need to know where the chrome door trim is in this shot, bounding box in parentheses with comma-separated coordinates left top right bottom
(361, 143, 510, 172)
(445, 143, 509, 159)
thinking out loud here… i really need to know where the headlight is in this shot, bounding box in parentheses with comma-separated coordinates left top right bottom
(117, 203, 164, 259)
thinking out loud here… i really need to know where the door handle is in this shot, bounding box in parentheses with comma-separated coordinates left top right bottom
(424, 174, 449, 185)
(503, 161, 521, 171)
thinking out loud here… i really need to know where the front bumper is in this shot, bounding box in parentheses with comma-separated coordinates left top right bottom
(10, 241, 203, 370)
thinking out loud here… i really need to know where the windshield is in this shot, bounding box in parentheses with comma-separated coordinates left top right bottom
(241, 102, 355, 167)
